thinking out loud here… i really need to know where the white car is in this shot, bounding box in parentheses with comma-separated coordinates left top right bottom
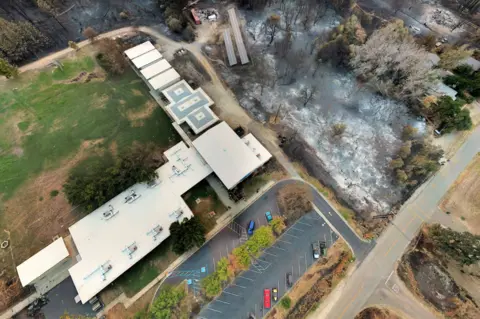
(409, 25, 421, 34)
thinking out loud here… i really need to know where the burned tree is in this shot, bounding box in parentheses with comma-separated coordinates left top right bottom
(300, 85, 318, 106)
(264, 14, 281, 46)
(277, 183, 313, 222)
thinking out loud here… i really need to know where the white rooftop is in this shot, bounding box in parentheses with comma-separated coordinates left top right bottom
(17, 238, 69, 286)
(131, 50, 163, 69)
(148, 68, 181, 91)
(432, 83, 458, 100)
(192, 122, 272, 189)
(242, 133, 272, 165)
(140, 59, 172, 80)
(68, 142, 211, 303)
(124, 41, 156, 60)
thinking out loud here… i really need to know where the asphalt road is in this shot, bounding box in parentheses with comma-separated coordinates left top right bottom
(198, 211, 339, 319)
(312, 126, 480, 319)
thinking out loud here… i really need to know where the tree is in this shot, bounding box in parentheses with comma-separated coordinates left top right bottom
(429, 224, 480, 265)
(280, 296, 292, 309)
(216, 257, 233, 282)
(277, 183, 313, 222)
(96, 38, 128, 75)
(68, 41, 79, 51)
(351, 20, 439, 101)
(0, 58, 18, 78)
(64, 143, 160, 210)
(396, 169, 408, 184)
(201, 273, 222, 297)
(0, 18, 51, 63)
(265, 14, 281, 46)
(150, 285, 185, 319)
(439, 45, 473, 70)
(300, 85, 317, 106)
(182, 25, 195, 42)
(398, 141, 412, 159)
(83, 27, 98, 42)
(169, 216, 206, 255)
(270, 216, 286, 236)
(246, 226, 275, 255)
(432, 96, 472, 133)
(401, 125, 418, 141)
(390, 158, 404, 169)
(418, 33, 437, 51)
(231, 246, 251, 269)
(332, 123, 347, 137)
(167, 17, 183, 33)
(35, 0, 64, 15)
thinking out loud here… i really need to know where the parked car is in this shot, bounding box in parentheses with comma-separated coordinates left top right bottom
(409, 25, 421, 34)
(248, 313, 257, 319)
(312, 242, 320, 259)
(286, 272, 293, 287)
(272, 287, 278, 301)
(263, 288, 271, 309)
(320, 241, 327, 257)
(265, 211, 273, 223)
(247, 220, 255, 235)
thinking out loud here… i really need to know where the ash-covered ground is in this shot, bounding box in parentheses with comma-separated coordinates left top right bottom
(214, 7, 427, 214)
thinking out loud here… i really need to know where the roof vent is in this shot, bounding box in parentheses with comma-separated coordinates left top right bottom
(125, 189, 141, 204)
(103, 205, 119, 220)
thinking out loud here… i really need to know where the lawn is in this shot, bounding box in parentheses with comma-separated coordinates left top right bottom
(0, 53, 180, 284)
(0, 55, 179, 198)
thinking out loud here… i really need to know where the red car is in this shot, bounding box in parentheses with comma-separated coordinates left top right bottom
(263, 288, 271, 309)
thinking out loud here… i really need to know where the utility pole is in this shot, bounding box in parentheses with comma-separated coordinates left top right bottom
(274, 103, 283, 123)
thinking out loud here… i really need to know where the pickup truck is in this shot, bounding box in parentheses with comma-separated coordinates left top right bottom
(320, 241, 327, 257)
(312, 242, 320, 259)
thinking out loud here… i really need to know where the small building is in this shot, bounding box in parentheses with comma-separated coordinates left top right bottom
(162, 80, 195, 104)
(131, 50, 163, 70)
(192, 122, 272, 189)
(148, 68, 181, 91)
(68, 142, 212, 304)
(124, 41, 156, 60)
(431, 82, 458, 100)
(140, 59, 172, 80)
(16, 238, 70, 288)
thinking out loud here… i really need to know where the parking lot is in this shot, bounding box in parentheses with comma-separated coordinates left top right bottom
(197, 211, 339, 319)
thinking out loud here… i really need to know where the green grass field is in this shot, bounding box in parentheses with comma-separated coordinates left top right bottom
(0, 55, 180, 199)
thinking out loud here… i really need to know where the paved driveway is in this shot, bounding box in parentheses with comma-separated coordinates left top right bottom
(198, 211, 339, 319)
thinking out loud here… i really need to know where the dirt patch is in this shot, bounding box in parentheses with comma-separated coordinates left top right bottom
(355, 306, 404, 319)
(398, 226, 480, 319)
(68, 71, 105, 84)
(89, 93, 109, 110)
(11, 147, 24, 157)
(126, 100, 156, 121)
(266, 240, 353, 319)
(131, 88, 143, 96)
(109, 141, 118, 157)
(440, 153, 480, 234)
(0, 139, 103, 279)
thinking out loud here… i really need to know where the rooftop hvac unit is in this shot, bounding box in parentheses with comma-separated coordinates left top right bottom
(103, 205, 118, 220)
(147, 225, 163, 241)
(124, 189, 141, 204)
(123, 242, 138, 259)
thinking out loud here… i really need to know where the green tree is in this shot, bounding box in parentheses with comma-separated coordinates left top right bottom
(201, 273, 222, 297)
(150, 285, 185, 319)
(63, 143, 160, 211)
(429, 224, 480, 265)
(232, 246, 251, 268)
(0, 58, 18, 78)
(439, 45, 473, 70)
(247, 226, 275, 255)
(270, 216, 286, 236)
(169, 216, 206, 255)
(396, 169, 408, 184)
(216, 257, 232, 282)
(432, 96, 472, 133)
(0, 18, 51, 63)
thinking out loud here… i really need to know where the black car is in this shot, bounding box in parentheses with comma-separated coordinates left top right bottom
(286, 272, 293, 287)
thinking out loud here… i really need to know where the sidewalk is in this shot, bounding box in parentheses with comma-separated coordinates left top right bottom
(0, 292, 40, 319)
(98, 179, 275, 316)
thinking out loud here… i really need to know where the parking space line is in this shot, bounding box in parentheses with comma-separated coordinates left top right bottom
(296, 221, 311, 227)
(277, 239, 292, 244)
(232, 283, 246, 288)
(289, 226, 305, 232)
(270, 245, 287, 251)
(207, 307, 222, 313)
(223, 290, 241, 297)
(238, 275, 254, 281)
(213, 299, 231, 305)
(263, 251, 278, 257)
(283, 232, 299, 238)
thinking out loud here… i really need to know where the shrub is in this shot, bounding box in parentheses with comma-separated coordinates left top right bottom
(50, 190, 59, 197)
(201, 273, 222, 297)
(281, 296, 292, 309)
(169, 216, 206, 255)
(270, 216, 287, 236)
(68, 41, 79, 51)
(83, 26, 98, 42)
(167, 17, 183, 33)
(332, 123, 347, 137)
(182, 25, 196, 42)
(95, 38, 128, 75)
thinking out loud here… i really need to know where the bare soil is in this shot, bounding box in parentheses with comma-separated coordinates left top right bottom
(0, 140, 102, 279)
(440, 153, 480, 234)
(125, 100, 157, 121)
(106, 282, 159, 319)
(398, 226, 480, 319)
(355, 306, 404, 319)
(266, 240, 353, 319)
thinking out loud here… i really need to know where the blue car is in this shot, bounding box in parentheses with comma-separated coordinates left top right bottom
(247, 220, 255, 235)
(265, 211, 273, 223)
